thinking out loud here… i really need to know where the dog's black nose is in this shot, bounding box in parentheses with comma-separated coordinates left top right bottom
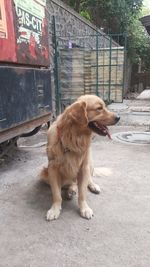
(115, 116, 120, 123)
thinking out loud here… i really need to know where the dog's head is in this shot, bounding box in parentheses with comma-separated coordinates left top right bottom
(65, 95, 120, 138)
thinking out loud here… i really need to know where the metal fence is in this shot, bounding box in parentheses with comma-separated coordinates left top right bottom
(52, 17, 126, 114)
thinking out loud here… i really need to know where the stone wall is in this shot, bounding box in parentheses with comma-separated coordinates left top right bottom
(46, 0, 120, 114)
(47, 0, 115, 49)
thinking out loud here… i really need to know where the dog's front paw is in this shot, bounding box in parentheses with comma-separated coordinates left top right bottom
(88, 182, 101, 194)
(46, 206, 61, 221)
(80, 206, 94, 220)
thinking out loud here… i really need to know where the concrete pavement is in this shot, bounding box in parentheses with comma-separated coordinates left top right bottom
(109, 99, 150, 127)
(0, 123, 150, 267)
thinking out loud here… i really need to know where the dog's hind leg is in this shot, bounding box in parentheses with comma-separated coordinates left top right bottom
(88, 166, 112, 193)
(87, 151, 101, 194)
(65, 181, 77, 200)
(88, 175, 101, 194)
(40, 167, 49, 185)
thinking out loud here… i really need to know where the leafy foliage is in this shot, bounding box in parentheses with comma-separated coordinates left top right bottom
(128, 17, 150, 69)
(61, 0, 150, 70)
(62, 0, 142, 32)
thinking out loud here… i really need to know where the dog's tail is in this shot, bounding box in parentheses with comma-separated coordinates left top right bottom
(40, 166, 111, 183)
(40, 167, 49, 185)
(93, 167, 112, 177)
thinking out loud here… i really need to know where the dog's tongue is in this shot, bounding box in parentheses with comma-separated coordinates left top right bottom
(106, 129, 112, 139)
(104, 126, 112, 140)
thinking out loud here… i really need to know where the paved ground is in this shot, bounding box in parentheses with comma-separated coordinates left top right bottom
(0, 122, 150, 267)
(109, 99, 150, 126)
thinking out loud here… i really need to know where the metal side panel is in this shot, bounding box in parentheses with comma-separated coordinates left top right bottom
(0, 66, 51, 132)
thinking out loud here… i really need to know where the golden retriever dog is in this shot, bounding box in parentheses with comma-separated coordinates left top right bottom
(41, 94, 120, 220)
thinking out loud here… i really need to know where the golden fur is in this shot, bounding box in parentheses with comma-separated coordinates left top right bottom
(41, 94, 119, 220)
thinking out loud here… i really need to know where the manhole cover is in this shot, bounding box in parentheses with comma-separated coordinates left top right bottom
(112, 132, 150, 145)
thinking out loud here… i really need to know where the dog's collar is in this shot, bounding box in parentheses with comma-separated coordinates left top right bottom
(57, 126, 70, 154)
(57, 126, 61, 139)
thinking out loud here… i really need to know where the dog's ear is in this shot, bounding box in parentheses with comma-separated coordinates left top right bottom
(68, 101, 88, 125)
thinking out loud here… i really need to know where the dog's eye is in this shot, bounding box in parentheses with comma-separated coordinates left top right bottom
(97, 107, 103, 111)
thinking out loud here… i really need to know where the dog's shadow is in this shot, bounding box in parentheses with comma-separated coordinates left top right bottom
(25, 180, 50, 212)
(25, 179, 78, 215)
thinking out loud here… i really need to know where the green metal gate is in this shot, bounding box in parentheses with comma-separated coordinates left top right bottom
(52, 18, 126, 114)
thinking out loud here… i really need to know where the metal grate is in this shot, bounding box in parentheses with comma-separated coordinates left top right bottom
(52, 17, 126, 113)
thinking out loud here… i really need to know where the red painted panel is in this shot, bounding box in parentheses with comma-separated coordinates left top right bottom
(0, 0, 50, 66)
(14, 0, 50, 66)
(0, 0, 17, 62)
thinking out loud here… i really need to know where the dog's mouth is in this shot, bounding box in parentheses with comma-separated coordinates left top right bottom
(88, 121, 111, 139)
